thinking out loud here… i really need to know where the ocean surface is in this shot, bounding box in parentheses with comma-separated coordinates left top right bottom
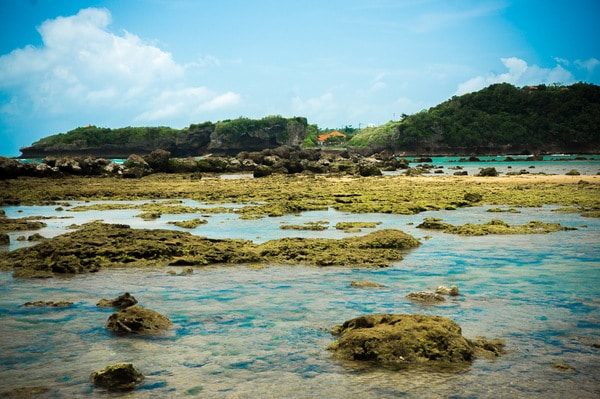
(1, 166, 599, 398)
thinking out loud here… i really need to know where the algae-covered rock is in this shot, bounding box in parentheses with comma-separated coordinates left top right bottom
(105, 305, 172, 335)
(0, 222, 420, 276)
(328, 314, 504, 366)
(406, 291, 446, 303)
(417, 218, 577, 236)
(23, 300, 74, 308)
(97, 292, 138, 309)
(350, 281, 386, 288)
(90, 363, 144, 391)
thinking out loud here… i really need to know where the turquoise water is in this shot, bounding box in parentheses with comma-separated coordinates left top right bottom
(395, 155, 600, 176)
(0, 203, 599, 397)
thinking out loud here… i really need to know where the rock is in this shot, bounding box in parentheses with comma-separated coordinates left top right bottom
(97, 293, 138, 309)
(0, 233, 8, 245)
(27, 233, 45, 241)
(23, 300, 74, 308)
(406, 291, 446, 303)
(349, 281, 386, 288)
(552, 361, 576, 372)
(105, 305, 172, 335)
(0, 156, 21, 179)
(358, 162, 382, 177)
(463, 192, 483, 203)
(477, 167, 499, 177)
(122, 154, 152, 178)
(143, 149, 171, 172)
(253, 165, 273, 178)
(90, 363, 144, 391)
(328, 314, 505, 365)
(435, 285, 460, 296)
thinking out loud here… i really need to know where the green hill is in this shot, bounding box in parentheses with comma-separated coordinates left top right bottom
(381, 82, 600, 154)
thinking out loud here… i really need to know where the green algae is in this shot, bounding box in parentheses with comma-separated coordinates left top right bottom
(1, 174, 598, 219)
(335, 221, 382, 232)
(417, 217, 577, 236)
(0, 217, 47, 234)
(0, 222, 421, 277)
(168, 218, 208, 229)
(280, 221, 329, 231)
(487, 207, 521, 213)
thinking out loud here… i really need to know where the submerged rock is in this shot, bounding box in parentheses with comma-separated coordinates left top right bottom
(105, 305, 172, 335)
(435, 285, 460, 296)
(97, 293, 138, 309)
(22, 300, 74, 308)
(328, 314, 505, 366)
(406, 291, 446, 303)
(90, 363, 144, 391)
(349, 281, 386, 288)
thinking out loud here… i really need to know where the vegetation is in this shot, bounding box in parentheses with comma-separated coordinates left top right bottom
(32, 125, 182, 148)
(389, 82, 600, 152)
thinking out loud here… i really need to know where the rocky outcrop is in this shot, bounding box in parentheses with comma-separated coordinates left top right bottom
(328, 314, 505, 366)
(105, 305, 172, 335)
(90, 363, 144, 391)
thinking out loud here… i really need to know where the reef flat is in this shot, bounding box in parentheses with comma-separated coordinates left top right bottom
(1, 174, 598, 217)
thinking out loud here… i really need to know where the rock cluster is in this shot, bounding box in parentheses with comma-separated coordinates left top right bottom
(1, 148, 412, 179)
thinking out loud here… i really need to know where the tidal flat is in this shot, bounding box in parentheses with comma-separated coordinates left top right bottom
(2, 173, 599, 214)
(1, 173, 599, 398)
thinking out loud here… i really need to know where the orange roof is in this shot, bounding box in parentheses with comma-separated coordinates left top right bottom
(318, 131, 346, 142)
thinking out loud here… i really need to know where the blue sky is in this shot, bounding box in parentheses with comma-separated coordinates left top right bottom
(1, 0, 599, 156)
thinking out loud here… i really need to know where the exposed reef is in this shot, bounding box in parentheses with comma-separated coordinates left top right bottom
(0, 222, 421, 277)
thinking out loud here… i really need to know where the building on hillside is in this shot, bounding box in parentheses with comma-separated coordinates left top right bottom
(318, 131, 346, 145)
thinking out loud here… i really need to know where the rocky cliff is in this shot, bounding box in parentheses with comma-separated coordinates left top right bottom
(19, 117, 307, 158)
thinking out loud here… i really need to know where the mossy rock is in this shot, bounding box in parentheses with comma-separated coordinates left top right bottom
(90, 363, 144, 391)
(328, 314, 504, 366)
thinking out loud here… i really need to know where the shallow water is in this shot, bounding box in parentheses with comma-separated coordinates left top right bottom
(390, 155, 600, 176)
(0, 203, 599, 398)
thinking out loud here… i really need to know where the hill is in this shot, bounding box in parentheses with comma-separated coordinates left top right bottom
(348, 82, 600, 155)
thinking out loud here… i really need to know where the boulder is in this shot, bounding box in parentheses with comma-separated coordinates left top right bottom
(328, 314, 505, 365)
(105, 305, 172, 335)
(122, 154, 152, 178)
(436, 285, 460, 296)
(0, 233, 8, 245)
(90, 363, 144, 391)
(97, 293, 138, 309)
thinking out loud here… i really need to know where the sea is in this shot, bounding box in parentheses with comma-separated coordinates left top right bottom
(0, 158, 599, 398)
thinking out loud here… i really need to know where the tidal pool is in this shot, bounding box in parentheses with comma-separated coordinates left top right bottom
(0, 204, 599, 398)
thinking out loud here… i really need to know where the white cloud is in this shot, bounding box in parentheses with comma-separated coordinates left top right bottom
(575, 58, 600, 73)
(455, 57, 575, 95)
(0, 7, 238, 124)
(291, 92, 337, 121)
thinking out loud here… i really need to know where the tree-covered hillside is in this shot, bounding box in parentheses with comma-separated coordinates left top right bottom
(388, 82, 600, 153)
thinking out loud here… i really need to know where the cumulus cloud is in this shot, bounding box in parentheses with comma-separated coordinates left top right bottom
(455, 57, 575, 95)
(0, 7, 238, 125)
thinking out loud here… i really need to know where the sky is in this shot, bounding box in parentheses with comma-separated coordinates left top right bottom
(0, 0, 599, 156)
